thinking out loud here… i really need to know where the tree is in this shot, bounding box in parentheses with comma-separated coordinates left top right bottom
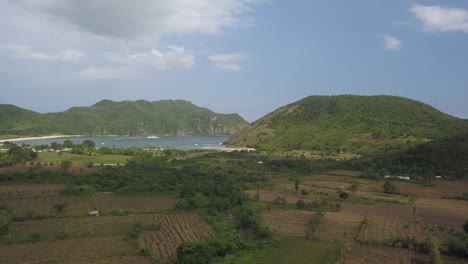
(348, 181, 360, 196)
(463, 219, 468, 233)
(63, 140, 74, 148)
(426, 236, 442, 264)
(383, 180, 400, 194)
(54, 202, 67, 213)
(82, 140, 96, 149)
(60, 161, 72, 172)
(294, 179, 300, 193)
(296, 199, 306, 209)
(339, 192, 349, 200)
(273, 196, 287, 205)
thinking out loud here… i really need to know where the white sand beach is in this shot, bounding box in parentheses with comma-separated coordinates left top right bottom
(0, 135, 81, 143)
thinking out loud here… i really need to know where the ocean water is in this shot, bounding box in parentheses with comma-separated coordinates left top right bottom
(12, 135, 230, 150)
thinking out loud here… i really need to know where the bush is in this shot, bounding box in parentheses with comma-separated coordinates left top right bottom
(273, 196, 287, 205)
(426, 237, 442, 264)
(146, 219, 162, 231)
(443, 232, 468, 258)
(339, 192, 349, 200)
(300, 189, 310, 195)
(383, 180, 400, 194)
(61, 185, 95, 196)
(296, 199, 306, 209)
(29, 232, 41, 243)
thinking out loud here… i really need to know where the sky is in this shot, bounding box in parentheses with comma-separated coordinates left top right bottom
(0, 0, 467, 122)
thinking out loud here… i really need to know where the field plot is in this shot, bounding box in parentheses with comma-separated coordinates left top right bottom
(140, 214, 213, 260)
(302, 174, 348, 182)
(337, 243, 426, 264)
(0, 236, 150, 264)
(301, 179, 351, 190)
(0, 184, 65, 200)
(2, 194, 176, 217)
(6, 213, 212, 262)
(38, 152, 130, 165)
(0, 164, 95, 174)
(315, 203, 370, 242)
(360, 200, 468, 242)
(259, 237, 340, 264)
(244, 189, 312, 204)
(363, 180, 468, 198)
(261, 210, 315, 237)
(326, 170, 362, 177)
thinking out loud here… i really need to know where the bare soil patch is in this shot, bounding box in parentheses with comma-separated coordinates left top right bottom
(261, 210, 316, 237)
(140, 214, 213, 260)
(0, 236, 150, 264)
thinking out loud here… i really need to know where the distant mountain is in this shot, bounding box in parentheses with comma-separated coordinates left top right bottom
(225, 95, 468, 155)
(0, 100, 249, 137)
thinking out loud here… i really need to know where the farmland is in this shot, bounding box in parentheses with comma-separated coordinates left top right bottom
(38, 152, 130, 165)
(0, 150, 467, 264)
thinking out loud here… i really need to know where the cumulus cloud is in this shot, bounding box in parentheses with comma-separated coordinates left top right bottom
(79, 66, 133, 80)
(208, 52, 248, 71)
(410, 4, 468, 33)
(378, 35, 402, 50)
(80, 46, 194, 79)
(10, 0, 265, 40)
(0, 44, 84, 62)
(123, 46, 194, 70)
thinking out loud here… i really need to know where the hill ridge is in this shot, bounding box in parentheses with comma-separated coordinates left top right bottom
(0, 100, 249, 137)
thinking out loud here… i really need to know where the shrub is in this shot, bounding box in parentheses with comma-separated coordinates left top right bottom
(339, 192, 349, 200)
(426, 237, 442, 264)
(29, 232, 41, 243)
(146, 219, 162, 231)
(383, 181, 400, 194)
(296, 199, 306, 209)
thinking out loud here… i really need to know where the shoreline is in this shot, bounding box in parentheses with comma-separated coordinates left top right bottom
(0, 135, 82, 143)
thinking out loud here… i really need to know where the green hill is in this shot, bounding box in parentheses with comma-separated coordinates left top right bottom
(225, 95, 468, 155)
(0, 100, 248, 137)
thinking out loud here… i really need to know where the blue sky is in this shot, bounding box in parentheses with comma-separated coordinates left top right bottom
(0, 0, 467, 122)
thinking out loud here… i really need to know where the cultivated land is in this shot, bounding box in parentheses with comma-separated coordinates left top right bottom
(0, 183, 211, 263)
(38, 152, 130, 165)
(244, 169, 468, 263)
(1, 148, 467, 263)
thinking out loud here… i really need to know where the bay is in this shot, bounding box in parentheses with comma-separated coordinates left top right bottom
(12, 135, 230, 150)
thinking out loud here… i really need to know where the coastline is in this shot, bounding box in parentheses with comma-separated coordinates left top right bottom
(0, 135, 82, 143)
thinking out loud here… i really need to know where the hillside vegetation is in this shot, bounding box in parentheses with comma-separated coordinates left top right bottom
(0, 99, 248, 137)
(226, 95, 468, 155)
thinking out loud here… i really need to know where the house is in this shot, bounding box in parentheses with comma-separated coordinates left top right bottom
(383, 175, 411, 181)
(88, 210, 99, 217)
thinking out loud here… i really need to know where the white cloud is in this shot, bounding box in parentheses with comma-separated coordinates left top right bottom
(378, 35, 402, 50)
(124, 46, 195, 70)
(410, 4, 468, 33)
(208, 52, 248, 71)
(10, 0, 265, 40)
(80, 46, 194, 79)
(0, 44, 84, 62)
(79, 66, 132, 80)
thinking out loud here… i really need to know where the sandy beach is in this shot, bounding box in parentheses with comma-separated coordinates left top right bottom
(0, 135, 81, 143)
(217, 147, 256, 152)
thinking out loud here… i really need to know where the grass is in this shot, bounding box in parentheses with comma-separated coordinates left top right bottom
(258, 237, 340, 264)
(38, 152, 130, 165)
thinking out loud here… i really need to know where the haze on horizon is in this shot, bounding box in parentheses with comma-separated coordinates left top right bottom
(0, 0, 467, 122)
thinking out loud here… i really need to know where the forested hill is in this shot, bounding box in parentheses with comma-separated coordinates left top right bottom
(225, 95, 468, 154)
(0, 100, 249, 136)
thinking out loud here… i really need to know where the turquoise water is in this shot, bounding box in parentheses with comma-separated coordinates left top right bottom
(12, 135, 230, 150)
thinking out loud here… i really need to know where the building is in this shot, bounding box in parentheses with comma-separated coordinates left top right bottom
(88, 210, 99, 217)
